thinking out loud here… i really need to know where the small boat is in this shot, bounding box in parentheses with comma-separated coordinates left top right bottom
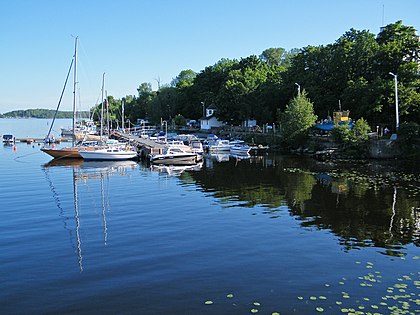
(315, 108, 353, 131)
(79, 145, 137, 160)
(2, 134, 15, 144)
(190, 140, 204, 161)
(61, 119, 98, 138)
(229, 139, 245, 146)
(208, 139, 231, 152)
(150, 145, 199, 165)
(230, 143, 251, 155)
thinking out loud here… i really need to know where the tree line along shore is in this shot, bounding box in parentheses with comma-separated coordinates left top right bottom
(3, 21, 419, 158)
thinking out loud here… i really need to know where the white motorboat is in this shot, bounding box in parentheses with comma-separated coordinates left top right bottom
(230, 143, 251, 155)
(150, 145, 199, 165)
(208, 139, 231, 152)
(79, 146, 137, 160)
(2, 134, 15, 144)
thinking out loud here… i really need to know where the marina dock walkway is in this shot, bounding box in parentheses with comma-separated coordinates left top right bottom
(112, 131, 166, 157)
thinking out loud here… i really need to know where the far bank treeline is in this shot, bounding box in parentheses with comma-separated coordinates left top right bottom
(94, 21, 419, 133)
(0, 109, 89, 119)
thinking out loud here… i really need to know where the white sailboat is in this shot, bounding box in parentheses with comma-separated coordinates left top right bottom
(79, 146, 137, 160)
(78, 73, 138, 161)
(41, 36, 99, 159)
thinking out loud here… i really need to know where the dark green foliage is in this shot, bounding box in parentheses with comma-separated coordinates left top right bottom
(1, 109, 89, 119)
(397, 122, 420, 158)
(331, 118, 371, 145)
(279, 90, 317, 145)
(12, 21, 418, 139)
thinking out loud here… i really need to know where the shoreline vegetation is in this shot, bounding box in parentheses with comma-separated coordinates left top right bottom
(0, 109, 89, 119)
(2, 21, 419, 159)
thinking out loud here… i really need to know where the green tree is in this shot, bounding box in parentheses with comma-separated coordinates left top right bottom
(174, 114, 186, 127)
(376, 21, 420, 126)
(260, 47, 298, 68)
(171, 69, 196, 89)
(397, 122, 420, 158)
(217, 55, 271, 124)
(279, 90, 317, 145)
(350, 118, 371, 144)
(136, 82, 154, 119)
(331, 118, 371, 146)
(147, 85, 177, 124)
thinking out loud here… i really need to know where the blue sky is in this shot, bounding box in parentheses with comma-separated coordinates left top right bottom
(1, 0, 419, 113)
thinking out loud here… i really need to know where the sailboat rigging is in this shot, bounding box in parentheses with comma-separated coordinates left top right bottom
(41, 37, 100, 159)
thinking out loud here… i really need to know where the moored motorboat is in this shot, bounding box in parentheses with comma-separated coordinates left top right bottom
(230, 143, 251, 155)
(150, 145, 199, 165)
(2, 134, 15, 144)
(208, 139, 231, 152)
(79, 145, 137, 160)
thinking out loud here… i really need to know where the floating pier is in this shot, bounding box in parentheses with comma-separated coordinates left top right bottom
(112, 131, 166, 157)
(14, 137, 71, 144)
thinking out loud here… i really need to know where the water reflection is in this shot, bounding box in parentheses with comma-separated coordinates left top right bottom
(43, 159, 138, 271)
(189, 154, 420, 255)
(150, 162, 203, 176)
(42, 155, 419, 259)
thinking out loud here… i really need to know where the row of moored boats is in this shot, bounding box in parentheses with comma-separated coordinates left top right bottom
(41, 133, 262, 165)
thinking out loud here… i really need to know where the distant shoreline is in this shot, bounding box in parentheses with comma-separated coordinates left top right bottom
(0, 108, 89, 119)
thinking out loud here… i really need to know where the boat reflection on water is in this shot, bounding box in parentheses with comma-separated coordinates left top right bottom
(207, 153, 230, 162)
(43, 159, 138, 271)
(150, 162, 203, 176)
(44, 158, 138, 171)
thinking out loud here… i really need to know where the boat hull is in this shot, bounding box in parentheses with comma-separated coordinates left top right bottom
(230, 146, 251, 155)
(79, 150, 137, 161)
(41, 147, 83, 159)
(150, 155, 198, 165)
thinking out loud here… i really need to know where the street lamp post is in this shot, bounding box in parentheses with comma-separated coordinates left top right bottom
(162, 120, 168, 143)
(295, 83, 301, 95)
(389, 72, 399, 130)
(201, 102, 205, 117)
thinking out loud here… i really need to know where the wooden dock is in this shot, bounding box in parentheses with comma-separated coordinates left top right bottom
(15, 137, 72, 144)
(112, 131, 166, 157)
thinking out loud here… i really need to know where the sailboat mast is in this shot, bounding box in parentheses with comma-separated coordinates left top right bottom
(72, 36, 78, 143)
(100, 72, 105, 140)
(121, 99, 124, 130)
(106, 90, 109, 134)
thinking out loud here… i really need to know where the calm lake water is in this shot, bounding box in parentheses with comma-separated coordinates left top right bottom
(1, 119, 419, 314)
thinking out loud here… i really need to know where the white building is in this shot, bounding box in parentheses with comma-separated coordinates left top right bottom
(200, 105, 225, 130)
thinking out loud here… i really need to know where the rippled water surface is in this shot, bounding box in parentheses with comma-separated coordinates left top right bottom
(1, 119, 419, 314)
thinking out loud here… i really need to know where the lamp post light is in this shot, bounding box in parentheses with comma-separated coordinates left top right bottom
(295, 82, 301, 95)
(162, 120, 168, 143)
(389, 72, 399, 130)
(201, 101, 205, 117)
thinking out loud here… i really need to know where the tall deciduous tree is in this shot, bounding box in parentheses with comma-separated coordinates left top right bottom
(279, 90, 317, 145)
(217, 55, 271, 124)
